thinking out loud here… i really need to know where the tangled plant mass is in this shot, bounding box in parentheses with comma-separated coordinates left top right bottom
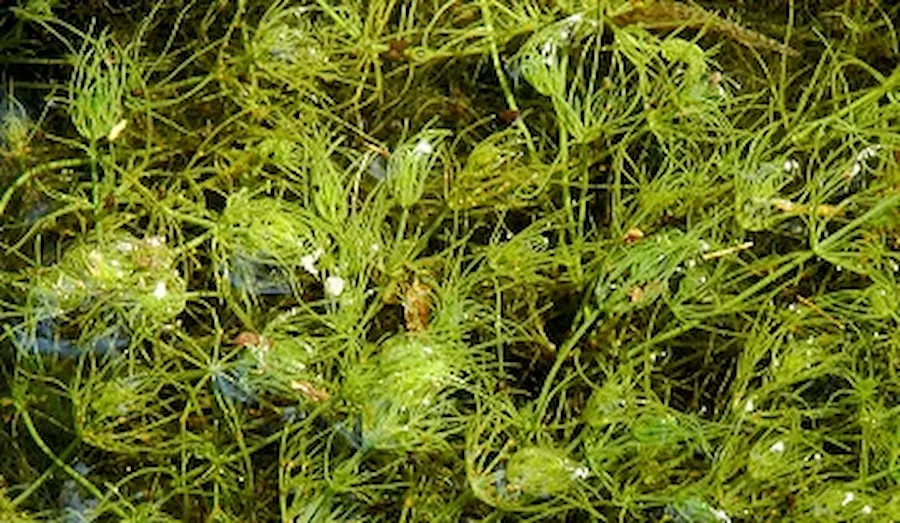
(1, 0, 900, 521)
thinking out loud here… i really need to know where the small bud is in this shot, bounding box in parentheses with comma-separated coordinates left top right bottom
(623, 227, 645, 244)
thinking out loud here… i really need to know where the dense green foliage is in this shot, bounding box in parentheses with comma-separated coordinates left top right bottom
(1, 0, 899, 521)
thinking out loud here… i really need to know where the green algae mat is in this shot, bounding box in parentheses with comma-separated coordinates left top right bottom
(1, 1, 899, 521)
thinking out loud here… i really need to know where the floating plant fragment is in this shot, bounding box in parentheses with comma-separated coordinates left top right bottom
(249, 3, 341, 100)
(592, 228, 706, 314)
(215, 192, 328, 298)
(504, 445, 585, 499)
(449, 129, 551, 210)
(26, 230, 186, 336)
(341, 334, 460, 451)
(232, 328, 325, 404)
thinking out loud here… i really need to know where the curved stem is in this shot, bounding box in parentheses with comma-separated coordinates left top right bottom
(11, 437, 80, 508)
(535, 309, 601, 422)
(0, 158, 90, 216)
(19, 409, 127, 518)
(479, 0, 537, 158)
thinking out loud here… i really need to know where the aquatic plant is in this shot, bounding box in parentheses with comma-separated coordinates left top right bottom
(1, 0, 899, 521)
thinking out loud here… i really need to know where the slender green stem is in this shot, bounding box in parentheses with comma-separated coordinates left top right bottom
(89, 145, 99, 211)
(793, 64, 900, 142)
(395, 207, 410, 244)
(165, 208, 217, 230)
(479, 0, 537, 158)
(816, 193, 900, 253)
(20, 409, 127, 518)
(700, 251, 813, 320)
(557, 125, 575, 236)
(535, 309, 601, 422)
(11, 438, 80, 508)
(0, 158, 90, 216)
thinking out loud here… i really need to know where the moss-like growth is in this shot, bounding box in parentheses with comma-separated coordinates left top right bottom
(15, 231, 186, 360)
(1, 1, 899, 521)
(505, 446, 584, 498)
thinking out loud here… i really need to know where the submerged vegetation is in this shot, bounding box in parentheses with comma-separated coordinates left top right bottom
(1, 0, 899, 520)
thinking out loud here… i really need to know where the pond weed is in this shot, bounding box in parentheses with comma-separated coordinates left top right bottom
(1, 0, 900, 521)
